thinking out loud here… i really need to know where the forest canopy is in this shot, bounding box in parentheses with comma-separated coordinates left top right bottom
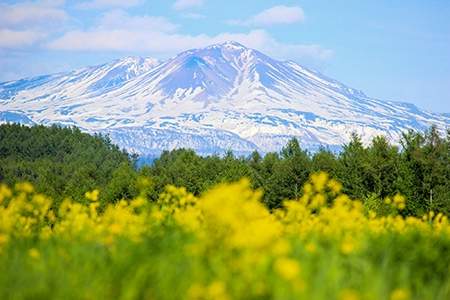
(0, 124, 136, 206)
(0, 123, 449, 215)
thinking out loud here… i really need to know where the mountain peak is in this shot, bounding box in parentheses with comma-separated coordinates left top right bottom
(111, 56, 159, 68)
(208, 40, 248, 50)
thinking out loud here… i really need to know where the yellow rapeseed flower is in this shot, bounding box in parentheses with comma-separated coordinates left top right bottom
(0, 184, 12, 204)
(85, 189, 99, 202)
(340, 236, 356, 254)
(305, 242, 317, 254)
(130, 196, 146, 208)
(274, 257, 300, 281)
(390, 288, 410, 300)
(28, 248, 40, 259)
(0, 234, 8, 245)
(311, 171, 328, 192)
(339, 289, 360, 300)
(327, 178, 343, 194)
(15, 182, 34, 194)
(393, 194, 406, 210)
(272, 239, 291, 256)
(208, 281, 229, 300)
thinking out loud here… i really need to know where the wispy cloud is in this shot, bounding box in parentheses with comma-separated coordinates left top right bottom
(0, 2, 329, 65)
(47, 9, 331, 64)
(76, 0, 143, 9)
(0, 1, 68, 27)
(0, 29, 47, 48)
(47, 10, 179, 51)
(173, 0, 204, 11)
(96, 10, 178, 32)
(0, 1, 68, 49)
(182, 12, 206, 20)
(228, 5, 305, 27)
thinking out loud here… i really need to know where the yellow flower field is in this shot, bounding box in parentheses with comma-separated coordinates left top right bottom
(0, 172, 449, 299)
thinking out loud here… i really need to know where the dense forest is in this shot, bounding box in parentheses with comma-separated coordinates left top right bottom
(0, 124, 135, 206)
(0, 123, 449, 215)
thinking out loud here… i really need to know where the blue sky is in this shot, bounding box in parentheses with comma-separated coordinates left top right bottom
(1, 0, 449, 112)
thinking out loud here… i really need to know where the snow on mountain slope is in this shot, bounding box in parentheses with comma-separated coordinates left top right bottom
(1, 41, 449, 155)
(0, 56, 159, 102)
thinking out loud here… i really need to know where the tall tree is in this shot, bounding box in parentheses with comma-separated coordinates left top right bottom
(337, 132, 369, 199)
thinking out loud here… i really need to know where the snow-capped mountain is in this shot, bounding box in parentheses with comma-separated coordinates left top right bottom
(1, 41, 449, 155)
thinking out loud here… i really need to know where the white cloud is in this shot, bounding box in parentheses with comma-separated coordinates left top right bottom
(0, 1, 68, 27)
(47, 9, 331, 64)
(76, 0, 143, 9)
(173, 0, 204, 11)
(182, 12, 206, 20)
(0, 29, 47, 48)
(40, 0, 66, 6)
(97, 10, 178, 32)
(208, 30, 332, 62)
(229, 5, 305, 27)
(0, 1, 68, 49)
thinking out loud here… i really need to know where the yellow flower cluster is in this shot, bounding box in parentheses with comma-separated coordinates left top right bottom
(0, 183, 151, 247)
(188, 281, 230, 300)
(0, 172, 449, 299)
(0, 183, 52, 241)
(385, 194, 406, 210)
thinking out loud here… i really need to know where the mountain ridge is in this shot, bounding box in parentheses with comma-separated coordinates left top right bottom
(1, 41, 449, 155)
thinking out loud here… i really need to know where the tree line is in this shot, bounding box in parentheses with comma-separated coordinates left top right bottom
(0, 124, 134, 207)
(1, 123, 449, 215)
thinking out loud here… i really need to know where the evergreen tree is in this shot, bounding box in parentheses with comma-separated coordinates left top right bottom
(366, 136, 400, 198)
(337, 132, 369, 199)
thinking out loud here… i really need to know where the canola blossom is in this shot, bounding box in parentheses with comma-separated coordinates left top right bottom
(0, 172, 449, 299)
